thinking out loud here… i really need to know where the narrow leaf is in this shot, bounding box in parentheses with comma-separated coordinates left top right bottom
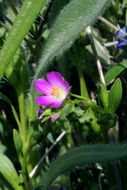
(108, 78, 122, 113)
(105, 60, 127, 84)
(0, 0, 47, 80)
(37, 144, 127, 190)
(0, 93, 20, 127)
(13, 129, 22, 161)
(0, 153, 23, 190)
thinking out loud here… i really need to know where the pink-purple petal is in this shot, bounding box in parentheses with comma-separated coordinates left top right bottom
(62, 80, 70, 95)
(36, 96, 56, 106)
(35, 72, 70, 109)
(35, 79, 52, 95)
(51, 100, 64, 108)
(47, 72, 69, 91)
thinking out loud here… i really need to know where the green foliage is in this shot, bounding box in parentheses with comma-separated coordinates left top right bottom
(37, 144, 127, 190)
(99, 84, 109, 108)
(33, 0, 113, 82)
(0, 0, 127, 190)
(0, 153, 23, 190)
(13, 129, 22, 162)
(108, 78, 122, 113)
(0, 0, 47, 80)
(105, 60, 127, 84)
(0, 93, 20, 127)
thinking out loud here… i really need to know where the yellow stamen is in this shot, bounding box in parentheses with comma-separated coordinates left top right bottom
(50, 86, 59, 95)
(53, 86, 59, 91)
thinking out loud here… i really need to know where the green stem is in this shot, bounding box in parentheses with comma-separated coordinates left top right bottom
(66, 133, 75, 147)
(70, 93, 104, 113)
(21, 157, 31, 190)
(77, 68, 89, 98)
(18, 91, 26, 141)
(18, 90, 31, 190)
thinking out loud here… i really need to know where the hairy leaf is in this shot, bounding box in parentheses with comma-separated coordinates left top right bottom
(33, 0, 112, 84)
(36, 144, 127, 190)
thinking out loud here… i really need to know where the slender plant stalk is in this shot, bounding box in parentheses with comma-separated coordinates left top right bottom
(99, 16, 127, 43)
(77, 68, 89, 98)
(29, 131, 66, 179)
(71, 49, 89, 98)
(18, 91, 26, 143)
(99, 16, 119, 31)
(17, 89, 31, 190)
(103, 41, 118, 47)
(86, 26, 106, 85)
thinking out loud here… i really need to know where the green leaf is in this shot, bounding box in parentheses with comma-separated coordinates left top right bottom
(5, 48, 28, 94)
(105, 60, 127, 84)
(0, 153, 23, 190)
(13, 129, 22, 162)
(60, 103, 74, 119)
(0, 144, 6, 154)
(32, 0, 112, 84)
(108, 78, 122, 113)
(0, 93, 20, 128)
(48, 0, 68, 27)
(0, 0, 47, 80)
(36, 144, 127, 190)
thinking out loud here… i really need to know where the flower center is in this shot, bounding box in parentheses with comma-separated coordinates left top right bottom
(50, 86, 66, 100)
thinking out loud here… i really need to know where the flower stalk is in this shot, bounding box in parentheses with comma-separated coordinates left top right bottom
(85, 26, 106, 85)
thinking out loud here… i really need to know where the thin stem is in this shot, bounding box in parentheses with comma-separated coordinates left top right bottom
(18, 92, 26, 141)
(77, 68, 89, 98)
(10, 104, 21, 129)
(70, 93, 104, 113)
(99, 16, 119, 31)
(103, 41, 118, 47)
(7, 0, 18, 16)
(99, 16, 127, 43)
(18, 91, 31, 190)
(85, 26, 106, 85)
(29, 131, 66, 179)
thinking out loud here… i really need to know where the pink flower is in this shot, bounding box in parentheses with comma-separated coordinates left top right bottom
(35, 72, 70, 108)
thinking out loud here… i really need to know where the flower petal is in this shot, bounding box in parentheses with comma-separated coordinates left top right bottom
(51, 100, 64, 108)
(47, 72, 69, 94)
(36, 96, 56, 106)
(117, 41, 127, 50)
(35, 79, 52, 95)
(116, 26, 127, 38)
